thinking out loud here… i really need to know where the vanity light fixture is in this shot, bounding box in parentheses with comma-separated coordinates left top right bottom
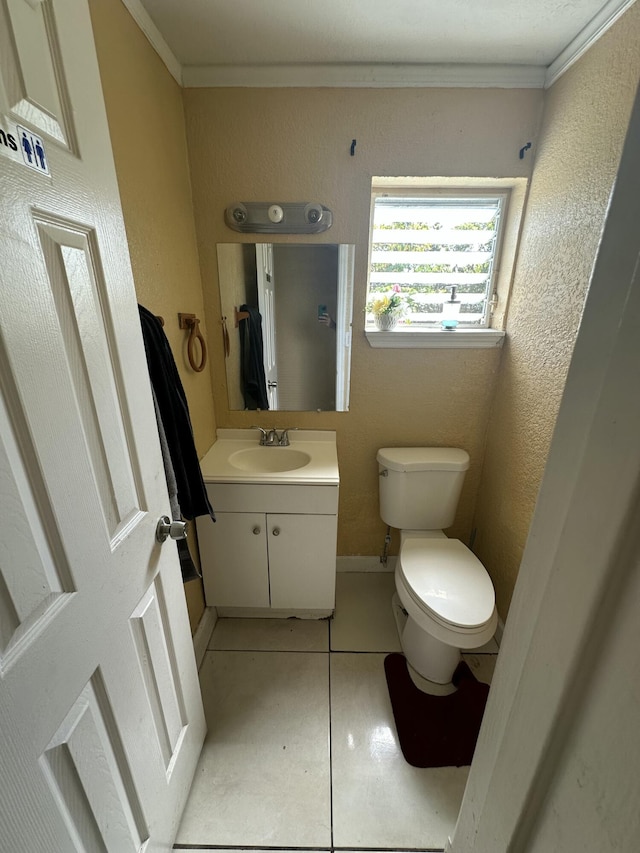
(225, 201, 333, 234)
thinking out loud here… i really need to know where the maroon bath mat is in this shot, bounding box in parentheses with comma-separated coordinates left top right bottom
(384, 653, 490, 768)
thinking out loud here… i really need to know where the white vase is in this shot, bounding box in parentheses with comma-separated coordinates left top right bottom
(374, 313, 399, 331)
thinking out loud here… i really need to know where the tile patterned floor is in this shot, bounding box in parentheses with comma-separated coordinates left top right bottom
(176, 572, 499, 851)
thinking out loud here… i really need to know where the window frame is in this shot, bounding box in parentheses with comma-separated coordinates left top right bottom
(365, 178, 528, 349)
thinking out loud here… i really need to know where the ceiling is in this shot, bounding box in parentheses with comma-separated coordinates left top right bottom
(131, 0, 635, 88)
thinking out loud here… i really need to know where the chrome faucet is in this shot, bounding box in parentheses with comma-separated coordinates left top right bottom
(251, 426, 297, 446)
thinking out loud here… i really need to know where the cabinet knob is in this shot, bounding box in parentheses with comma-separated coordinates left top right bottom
(272, 527, 280, 536)
(252, 526, 261, 535)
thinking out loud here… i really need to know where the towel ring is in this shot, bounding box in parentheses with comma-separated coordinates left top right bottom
(178, 313, 207, 373)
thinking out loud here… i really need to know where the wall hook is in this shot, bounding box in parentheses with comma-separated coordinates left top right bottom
(350, 139, 357, 156)
(234, 306, 250, 327)
(178, 313, 207, 372)
(519, 141, 532, 160)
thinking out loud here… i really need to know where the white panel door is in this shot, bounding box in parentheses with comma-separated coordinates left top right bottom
(256, 243, 279, 409)
(0, 1, 205, 850)
(335, 244, 354, 412)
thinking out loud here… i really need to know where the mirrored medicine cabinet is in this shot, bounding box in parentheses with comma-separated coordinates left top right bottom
(217, 243, 355, 412)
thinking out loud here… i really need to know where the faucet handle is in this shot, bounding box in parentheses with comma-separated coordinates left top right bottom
(250, 426, 268, 445)
(277, 427, 298, 446)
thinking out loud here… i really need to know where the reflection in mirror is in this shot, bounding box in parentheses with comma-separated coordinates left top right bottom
(218, 243, 355, 412)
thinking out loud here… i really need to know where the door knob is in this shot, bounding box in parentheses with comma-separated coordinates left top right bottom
(272, 527, 280, 536)
(156, 516, 188, 543)
(252, 526, 261, 535)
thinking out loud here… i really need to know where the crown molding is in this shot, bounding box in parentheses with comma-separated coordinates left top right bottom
(545, 0, 636, 88)
(120, 0, 182, 86)
(181, 63, 546, 89)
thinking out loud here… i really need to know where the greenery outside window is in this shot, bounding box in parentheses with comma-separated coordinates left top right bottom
(368, 192, 507, 329)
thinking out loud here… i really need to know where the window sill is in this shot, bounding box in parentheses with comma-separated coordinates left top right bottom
(365, 327, 506, 349)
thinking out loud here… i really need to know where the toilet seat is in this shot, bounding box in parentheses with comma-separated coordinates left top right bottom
(398, 537, 496, 631)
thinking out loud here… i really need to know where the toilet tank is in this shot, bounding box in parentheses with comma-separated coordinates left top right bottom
(377, 447, 469, 530)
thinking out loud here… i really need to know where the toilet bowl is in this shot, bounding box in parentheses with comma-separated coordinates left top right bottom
(395, 533, 497, 683)
(377, 447, 497, 685)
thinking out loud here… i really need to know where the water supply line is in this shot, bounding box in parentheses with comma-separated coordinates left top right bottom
(378, 466, 391, 565)
(380, 525, 392, 565)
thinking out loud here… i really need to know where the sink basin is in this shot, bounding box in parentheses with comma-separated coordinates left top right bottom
(228, 447, 312, 473)
(200, 429, 339, 484)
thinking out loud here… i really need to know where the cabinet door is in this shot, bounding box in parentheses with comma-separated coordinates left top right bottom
(199, 512, 270, 607)
(268, 514, 337, 609)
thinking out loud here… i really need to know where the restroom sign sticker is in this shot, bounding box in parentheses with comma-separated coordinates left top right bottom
(0, 118, 50, 176)
(17, 125, 49, 174)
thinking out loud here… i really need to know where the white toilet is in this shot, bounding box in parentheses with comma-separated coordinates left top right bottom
(377, 447, 497, 684)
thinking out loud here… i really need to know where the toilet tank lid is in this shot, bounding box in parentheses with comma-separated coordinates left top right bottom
(377, 447, 470, 472)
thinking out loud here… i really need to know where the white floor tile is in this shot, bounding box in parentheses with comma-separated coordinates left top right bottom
(178, 575, 493, 847)
(176, 650, 331, 847)
(209, 616, 329, 652)
(331, 572, 402, 652)
(330, 653, 469, 849)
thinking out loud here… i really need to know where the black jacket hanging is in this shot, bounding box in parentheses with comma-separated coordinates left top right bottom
(239, 303, 269, 410)
(138, 304, 214, 522)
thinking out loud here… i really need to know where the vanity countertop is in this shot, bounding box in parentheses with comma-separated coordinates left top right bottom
(200, 429, 339, 486)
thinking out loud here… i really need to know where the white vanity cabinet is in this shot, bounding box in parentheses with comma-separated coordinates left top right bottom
(197, 481, 338, 615)
(200, 511, 269, 608)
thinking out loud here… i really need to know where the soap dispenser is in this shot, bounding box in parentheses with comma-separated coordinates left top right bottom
(441, 285, 461, 330)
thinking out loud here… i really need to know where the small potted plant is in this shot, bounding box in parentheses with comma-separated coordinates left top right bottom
(367, 285, 404, 331)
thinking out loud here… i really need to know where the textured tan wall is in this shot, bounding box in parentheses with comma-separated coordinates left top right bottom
(89, 0, 216, 632)
(183, 87, 542, 555)
(472, 4, 640, 620)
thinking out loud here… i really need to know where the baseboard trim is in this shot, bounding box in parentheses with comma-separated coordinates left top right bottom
(193, 606, 217, 669)
(337, 555, 396, 573)
(215, 606, 332, 619)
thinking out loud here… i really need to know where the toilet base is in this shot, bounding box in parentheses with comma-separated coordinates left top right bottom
(392, 593, 461, 684)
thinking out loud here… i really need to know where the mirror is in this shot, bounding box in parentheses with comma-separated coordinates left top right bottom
(218, 243, 355, 412)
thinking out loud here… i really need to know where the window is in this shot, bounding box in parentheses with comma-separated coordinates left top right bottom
(367, 192, 507, 330)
